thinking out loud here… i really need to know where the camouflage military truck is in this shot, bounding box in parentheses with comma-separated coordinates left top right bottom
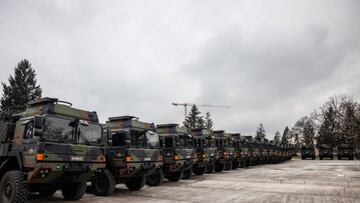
(356, 147, 360, 160)
(90, 116, 163, 196)
(262, 139, 271, 164)
(337, 144, 354, 160)
(273, 143, 282, 163)
(230, 133, 242, 169)
(301, 144, 316, 160)
(239, 136, 250, 167)
(0, 97, 106, 202)
(191, 129, 212, 175)
(318, 144, 333, 160)
(156, 124, 197, 181)
(255, 139, 267, 165)
(243, 136, 258, 166)
(268, 141, 276, 164)
(214, 131, 236, 170)
(212, 130, 232, 171)
(192, 129, 219, 173)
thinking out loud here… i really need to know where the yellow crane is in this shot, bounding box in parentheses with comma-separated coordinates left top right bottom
(172, 102, 230, 119)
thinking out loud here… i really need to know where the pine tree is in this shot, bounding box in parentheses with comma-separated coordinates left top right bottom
(183, 105, 204, 130)
(204, 111, 214, 130)
(0, 59, 42, 119)
(302, 119, 315, 145)
(317, 106, 338, 148)
(281, 126, 290, 144)
(255, 123, 266, 141)
(274, 131, 281, 144)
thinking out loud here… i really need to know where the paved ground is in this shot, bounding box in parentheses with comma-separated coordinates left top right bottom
(29, 159, 360, 203)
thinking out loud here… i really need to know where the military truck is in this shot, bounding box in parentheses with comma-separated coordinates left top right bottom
(256, 139, 267, 165)
(0, 98, 106, 202)
(262, 140, 271, 164)
(300, 144, 316, 160)
(191, 129, 211, 175)
(318, 144, 333, 160)
(212, 130, 234, 171)
(156, 124, 197, 181)
(230, 133, 242, 169)
(337, 144, 354, 160)
(90, 116, 163, 196)
(239, 136, 250, 168)
(242, 136, 258, 166)
(192, 129, 219, 173)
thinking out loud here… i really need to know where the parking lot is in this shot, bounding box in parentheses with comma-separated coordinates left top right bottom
(29, 159, 360, 203)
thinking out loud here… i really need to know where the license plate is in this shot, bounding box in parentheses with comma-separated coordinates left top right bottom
(144, 157, 151, 161)
(70, 156, 84, 161)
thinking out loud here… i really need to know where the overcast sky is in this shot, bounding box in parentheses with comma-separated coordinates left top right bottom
(1, 0, 360, 138)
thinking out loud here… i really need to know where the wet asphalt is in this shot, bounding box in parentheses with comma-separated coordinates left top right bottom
(28, 158, 360, 203)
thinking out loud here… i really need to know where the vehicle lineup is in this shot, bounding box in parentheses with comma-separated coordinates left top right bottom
(0, 98, 359, 203)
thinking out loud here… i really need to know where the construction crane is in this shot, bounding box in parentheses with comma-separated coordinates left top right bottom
(172, 102, 230, 119)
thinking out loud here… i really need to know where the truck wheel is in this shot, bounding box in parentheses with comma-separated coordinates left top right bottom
(182, 168, 193, 180)
(39, 188, 57, 196)
(146, 168, 164, 186)
(91, 169, 116, 196)
(232, 160, 239, 169)
(320, 156, 323, 160)
(166, 170, 183, 182)
(350, 156, 354, 160)
(206, 163, 214, 173)
(61, 181, 87, 200)
(224, 160, 233, 170)
(193, 166, 206, 175)
(330, 157, 333, 160)
(0, 170, 29, 203)
(215, 163, 224, 172)
(125, 175, 146, 191)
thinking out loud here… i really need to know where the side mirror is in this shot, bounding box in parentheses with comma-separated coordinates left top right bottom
(34, 116, 44, 137)
(34, 116, 44, 129)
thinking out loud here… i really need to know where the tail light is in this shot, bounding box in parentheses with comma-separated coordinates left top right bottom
(36, 153, 44, 161)
(125, 155, 133, 162)
(174, 154, 180, 160)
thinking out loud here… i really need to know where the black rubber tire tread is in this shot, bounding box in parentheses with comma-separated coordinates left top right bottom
(61, 182, 87, 201)
(146, 168, 164, 186)
(206, 163, 214, 173)
(125, 175, 146, 191)
(224, 160, 233, 171)
(166, 170, 183, 182)
(193, 166, 206, 175)
(182, 168, 193, 180)
(0, 170, 29, 203)
(215, 163, 224, 172)
(91, 169, 116, 196)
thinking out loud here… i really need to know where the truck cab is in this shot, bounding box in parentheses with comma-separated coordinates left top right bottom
(230, 133, 242, 168)
(301, 144, 316, 160)
(213, 130, 235, 170)
(337, 144, 354, 160)
(191, 128, 211, 175)
(157, 124, 197, 181)
(318, 144, 333, 160)
(0, 97, 106, 202)
(91, 116, 163, 196)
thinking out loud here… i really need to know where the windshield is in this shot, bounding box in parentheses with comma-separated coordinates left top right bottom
(302, 146, 313, 150)
(179, 134, 192, 148)
(338, 145, 353, 150)
(164, 136, 175, 148)
(216, 138, 224, 147)
(43, 116, 101, 144)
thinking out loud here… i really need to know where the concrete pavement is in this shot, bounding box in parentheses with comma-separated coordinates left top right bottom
(28, 159, 360, 203)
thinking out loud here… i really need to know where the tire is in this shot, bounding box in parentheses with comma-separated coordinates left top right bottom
(350, 156, 354, 160)
(338, 156, 342, 160)
(61, 181, 87, 201)
(224, 160, 233, 171)
(90, 169, 116, 196)
(125, 175, 146, 191)
(0, 170, 29, 203)
(330, 157, 333, 160)
(39, 188, 57, 197)
(182, 167, 193, 180)
(215, 163, 224, 172)
(320, 156, 323, 160)
(206, 163, 214, 173)
(194, 166, 206, 175)
(232, 160, 239, 169)
(146, 168, 164, 186)
(166, 170, 183, 182)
